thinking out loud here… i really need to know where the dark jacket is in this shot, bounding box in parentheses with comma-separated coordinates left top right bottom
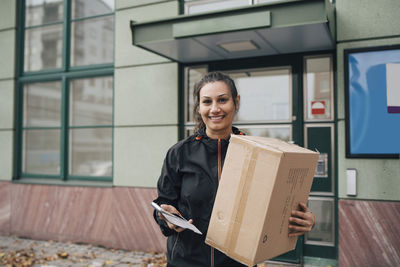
(153, 127, 248, 267)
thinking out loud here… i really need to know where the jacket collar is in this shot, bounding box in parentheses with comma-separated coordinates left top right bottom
(195, 126, 243, 140)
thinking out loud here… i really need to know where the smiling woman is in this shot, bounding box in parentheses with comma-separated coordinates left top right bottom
(197, 79, 240, 139)
(152, 72, 315, 267)
(192, 72, 240, 134)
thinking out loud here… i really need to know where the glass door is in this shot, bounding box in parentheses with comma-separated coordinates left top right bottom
(183, 57, 303, 263)
(225, 67, 293, 142)
(182, 53, 336, 264)
(223, 66, 302, 264)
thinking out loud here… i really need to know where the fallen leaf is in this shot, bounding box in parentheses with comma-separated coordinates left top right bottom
(57, 252, 69, 259)
(45, 256, 54, 261)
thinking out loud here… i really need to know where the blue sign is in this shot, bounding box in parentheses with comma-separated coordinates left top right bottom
(346, 46, 400, 157)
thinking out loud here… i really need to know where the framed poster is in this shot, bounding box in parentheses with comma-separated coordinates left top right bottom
(344, 45, 400, 158)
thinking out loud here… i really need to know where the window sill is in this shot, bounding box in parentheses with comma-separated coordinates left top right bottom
(12, 178, 113, 188)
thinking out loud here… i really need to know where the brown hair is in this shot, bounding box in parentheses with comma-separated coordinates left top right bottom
(192, 71, 239, 132)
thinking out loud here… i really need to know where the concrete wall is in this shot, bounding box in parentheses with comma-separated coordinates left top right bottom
(336, 0, 400, 265)
(336, 0, 400, 201)
(113, 0, 180, 187)
(0, 0, 16, 181)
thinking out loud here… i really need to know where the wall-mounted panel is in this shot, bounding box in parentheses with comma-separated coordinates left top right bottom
(0, 0, 16, 30)
(305, 124, 334, 195)
(113, 126, 178, 187)
(0, 30, 15, 79)
(0, 80, 14, 129)
(114, 63, 178, 126)
(115, 1, 179, 67)
(344, 46, 400, 158)
(336, 0, 400, 42)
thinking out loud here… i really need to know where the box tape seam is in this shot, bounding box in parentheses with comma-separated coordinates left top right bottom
(225, 147, 260, 257)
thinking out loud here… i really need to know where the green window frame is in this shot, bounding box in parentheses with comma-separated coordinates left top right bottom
(15, 0, 114, 182)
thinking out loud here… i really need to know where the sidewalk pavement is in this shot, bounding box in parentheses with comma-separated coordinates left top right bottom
(0, 235, 166, 267)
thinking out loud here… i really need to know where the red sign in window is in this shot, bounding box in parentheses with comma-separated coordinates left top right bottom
(311, 100, 326, 115)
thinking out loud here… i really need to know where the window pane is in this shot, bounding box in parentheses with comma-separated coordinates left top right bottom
(305, 56, 333, 120)
(25, 0, 64, 27)
(23, 81, 62, 127)
(240, 126, 291, 141)
(185, 0, 250, 14)
(71, 15, 114, 66)
(186, 66, 208, 123)
(72, 0, 114, 19)
(228, 68, 291, 122)
(305, 198, 335, 246)
(22, 129, 60, 174)
(24, 24, 63, 72)
(69, 128, 112, 176)
(70, 77, 113, 126)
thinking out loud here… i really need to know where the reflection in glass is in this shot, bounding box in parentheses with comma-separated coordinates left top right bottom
(186, 67, 208, 122)
(25, 0, 64, 27)
(23, 82, 62, 127)
(24, 24, 63, 72)
(70, 76, 113, 126)
(71, 15, 114, 66)
(305, 57, 332, 120)
(69, 128, 112, 176)
(72, 0, 114, 19)
(185, 0, 250, 14)
(240, 126, 291, 141)
(306, 198, 335, 245)
(22, 129, 60, 174)
(228, 68, 291, 122)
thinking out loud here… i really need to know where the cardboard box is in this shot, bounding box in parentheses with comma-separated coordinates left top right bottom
(205, 135, 319, 266)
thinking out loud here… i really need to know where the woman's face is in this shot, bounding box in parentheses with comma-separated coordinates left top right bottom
(198, 81, 240, 139)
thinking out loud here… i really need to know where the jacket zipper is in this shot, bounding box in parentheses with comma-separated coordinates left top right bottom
(211, 138, 222, 267)
(217, 138, 222, 182)
(171, 232, 179, 261)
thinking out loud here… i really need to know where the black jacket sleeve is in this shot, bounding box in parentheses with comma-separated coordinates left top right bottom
(153, 145, 182, 237)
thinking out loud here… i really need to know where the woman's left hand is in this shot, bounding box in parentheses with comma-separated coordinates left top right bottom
(288, 202, 315, 237)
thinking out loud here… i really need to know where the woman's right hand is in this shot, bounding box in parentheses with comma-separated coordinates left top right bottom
(158, 204, 193, 233)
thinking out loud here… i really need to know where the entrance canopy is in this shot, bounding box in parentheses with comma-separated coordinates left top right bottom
(130, 0, 335, 63)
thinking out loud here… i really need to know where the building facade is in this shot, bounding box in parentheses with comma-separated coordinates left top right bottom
(0, 0, 399, 266)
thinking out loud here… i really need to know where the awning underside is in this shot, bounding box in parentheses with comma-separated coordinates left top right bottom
(131, 0, 335, 63)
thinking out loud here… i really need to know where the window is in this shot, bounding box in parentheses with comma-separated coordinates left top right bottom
(304, 55, 334, 121)
(306, 197, 335, 246)
(18, 0, 114, 181)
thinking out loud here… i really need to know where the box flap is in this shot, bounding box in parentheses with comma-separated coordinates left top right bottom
(233, 135, 318, 154)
